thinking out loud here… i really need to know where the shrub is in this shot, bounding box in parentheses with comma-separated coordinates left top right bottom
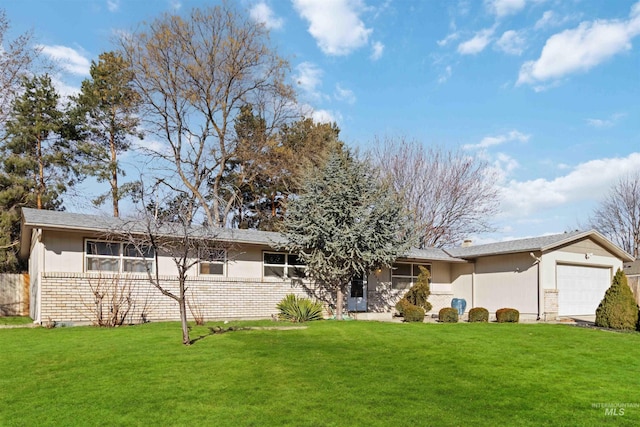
(403, 266, 432, 313)
(396, 266, 432, 322)
(595, 269, 638, 330)
(439, 307, 458, 323)
(468, 307, 489, 323)
(395, 298, 411, 316)
(496, 308, 519, 323)
(403, 304, 425, 322)
(276, 294, 324, 322)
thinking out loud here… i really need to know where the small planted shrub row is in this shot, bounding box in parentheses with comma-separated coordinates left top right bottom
(496, 308, 519, 323)
(396, 266, 431, 323)
(468, 307, 489, 323)
(439, 307, 458, 323)
(396, 298, 425, 322)
(276, 294, 324, 322)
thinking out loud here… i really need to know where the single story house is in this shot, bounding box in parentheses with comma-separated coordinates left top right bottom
(20, 208, 634, 324)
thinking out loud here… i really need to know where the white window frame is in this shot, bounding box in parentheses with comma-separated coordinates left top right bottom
(84, 239, 155, 274)
(198, 248, 227, 276)
(263, 251, 307, 279)
(391, 262, 431, 290)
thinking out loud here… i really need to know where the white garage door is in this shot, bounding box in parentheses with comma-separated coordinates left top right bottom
(557, 265, 611, 316)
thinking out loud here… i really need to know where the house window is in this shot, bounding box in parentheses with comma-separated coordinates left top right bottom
(199, 249, 226, 276)
(391, 263, 431, 290)
(85, 240, 155, 273)
(263, 252, 306, 279)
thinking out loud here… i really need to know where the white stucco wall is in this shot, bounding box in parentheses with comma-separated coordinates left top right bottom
(473, 252, 539, 315)
(539, 238, 622, 292)
(41, 230, 272, 280)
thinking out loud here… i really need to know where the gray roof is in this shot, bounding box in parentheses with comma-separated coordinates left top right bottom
(20, 208, 465, 263)
(404, 247, 466, 263)
(20, 208, 285, 255)
(446, 229, 633, 261)
(21, 209, 633, 263)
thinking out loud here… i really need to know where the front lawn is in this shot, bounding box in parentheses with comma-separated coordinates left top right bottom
(0, 321, 638, 426)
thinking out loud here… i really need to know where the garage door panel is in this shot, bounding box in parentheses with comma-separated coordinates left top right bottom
(557, 265, 610, 316)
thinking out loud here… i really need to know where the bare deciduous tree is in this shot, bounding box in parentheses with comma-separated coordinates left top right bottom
(372, 136, 500, 248)
(119, 3, 296, 227)
(114, 184, 229, 345)
(0, 9, 40, 131)
(589, 173, 640, 257)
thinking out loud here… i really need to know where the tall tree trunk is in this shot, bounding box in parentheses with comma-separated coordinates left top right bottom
(178, 279, 190, 345)
(110, 131, 119, 217)
(179, 299, 190, 345)
(336, 284, 344, 320)
(37, 134, 43, 209)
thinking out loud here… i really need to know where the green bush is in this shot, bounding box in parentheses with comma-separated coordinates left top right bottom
(468, 307, 489, 323)
(439, 307, 458, 323)
(403, 266, 432, 313)
(595, 269, 638, 330)
(276, 294, 324, 322)
(396, 266, 432, 323)
(496, 308, 519, 323)
(403, 304, 425, 322)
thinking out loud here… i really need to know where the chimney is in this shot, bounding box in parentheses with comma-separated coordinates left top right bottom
(461, 239, 473, 247)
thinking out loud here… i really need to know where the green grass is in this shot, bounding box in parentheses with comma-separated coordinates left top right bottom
(0, 316, 33, 325)
(1, 321, 639, 426)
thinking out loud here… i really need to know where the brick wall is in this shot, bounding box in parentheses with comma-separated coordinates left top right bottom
(39, 272, 311, 324)
(544, 289, 558, 321)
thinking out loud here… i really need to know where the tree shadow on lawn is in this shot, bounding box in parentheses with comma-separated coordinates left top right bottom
(189, 325, 307, 345)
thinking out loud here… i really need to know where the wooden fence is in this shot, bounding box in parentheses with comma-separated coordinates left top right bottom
(629, 276, 640, 307)
(0, 274, 29, 316)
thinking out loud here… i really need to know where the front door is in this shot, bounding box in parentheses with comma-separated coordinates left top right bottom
(347, 274, 367, 312)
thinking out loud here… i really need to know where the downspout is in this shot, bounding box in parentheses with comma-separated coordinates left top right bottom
(38, 228, 44, 325)
(471, 260, 476, 309)
(530, 252, 542, 321)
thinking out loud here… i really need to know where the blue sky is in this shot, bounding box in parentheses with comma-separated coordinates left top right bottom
(3, 0, 640, 243)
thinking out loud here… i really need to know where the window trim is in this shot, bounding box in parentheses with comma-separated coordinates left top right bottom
(84, 239, 155, 274)
(262, 251, 307, 279)
(391, 262, 431, 290)
(198, 248, 227, 277)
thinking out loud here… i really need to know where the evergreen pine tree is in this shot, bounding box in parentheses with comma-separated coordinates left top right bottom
(595, 268, 638, 330)
(0, 74, 72, 271)
(72, 51, 142, 217)
(281, 148, 412, 319)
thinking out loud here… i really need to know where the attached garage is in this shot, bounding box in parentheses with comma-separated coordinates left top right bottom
(556, 265, 611, 316)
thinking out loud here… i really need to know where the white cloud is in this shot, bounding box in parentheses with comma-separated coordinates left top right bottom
(370, 41, 384, 60)
(295, 62, 324, 100)
(486, 0, 526, 18)
(496, 30, 526, 55)
(463, 130, 530, 150)
(437, 32, 460, 47)
(169, 0, 181, 11)
(499, 152, 640, 216)
(38, 45, 91, 76)
(311, 109, 341, 124)
(107, 0, 120, 12)
(438, 65, 452, 84)
(586, 112, 626, 128)
(334, 84, 356, 104)
(49, 75, 80, 100)
(457, 27, 495, 55)
(293, 0, 372, 56)
(249, 2, 284, 30)
(534, 10, 555, 30)
(489, 152, 520, 182)
(518, 2, 640, 86)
